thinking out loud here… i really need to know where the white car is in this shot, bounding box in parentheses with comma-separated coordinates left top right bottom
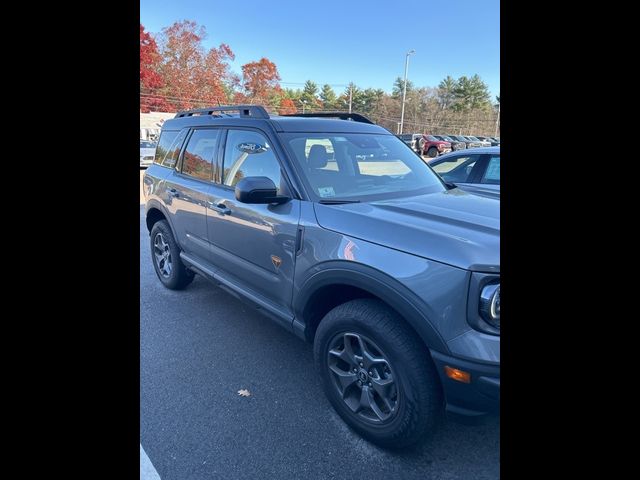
(140, 140, 157, 168)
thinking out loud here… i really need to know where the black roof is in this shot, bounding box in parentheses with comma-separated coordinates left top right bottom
(161, 105, 390, 134)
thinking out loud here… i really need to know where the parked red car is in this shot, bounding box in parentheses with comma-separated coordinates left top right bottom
(416, 134, 452, 157)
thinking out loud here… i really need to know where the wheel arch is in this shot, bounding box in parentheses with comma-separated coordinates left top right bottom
(145, 199, 178, 240)
(294, 262, 450, 355)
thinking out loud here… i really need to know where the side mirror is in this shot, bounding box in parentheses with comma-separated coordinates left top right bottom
(235, 176, 289, 205)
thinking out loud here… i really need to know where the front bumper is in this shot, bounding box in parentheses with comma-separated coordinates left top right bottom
(430, 350, 499, 417)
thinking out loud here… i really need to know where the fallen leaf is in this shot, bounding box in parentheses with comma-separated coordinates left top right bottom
(237, 389, 251, 397)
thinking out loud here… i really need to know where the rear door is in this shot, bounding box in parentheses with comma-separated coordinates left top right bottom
(205, 127, 301, 316)
(163, 128, 220, 262)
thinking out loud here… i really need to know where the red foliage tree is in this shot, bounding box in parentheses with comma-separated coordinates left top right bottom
(278, 98, 297, 114)
(156, 20, 236, 110)
(241, 58, 281, 99)
(140, 24, 162, 89)
(140, 24, 169, 112)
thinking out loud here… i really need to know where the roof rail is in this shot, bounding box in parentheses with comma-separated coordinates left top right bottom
(174, 105, 270, 119)
(281, 112, 375, 124)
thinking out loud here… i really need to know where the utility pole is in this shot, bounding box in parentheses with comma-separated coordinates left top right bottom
(494, 99, 500, 137)
(348, 83, 353, 113)
(399, 49, 415, 135)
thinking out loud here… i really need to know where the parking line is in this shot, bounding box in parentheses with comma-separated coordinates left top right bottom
(140, 444, 161, 480)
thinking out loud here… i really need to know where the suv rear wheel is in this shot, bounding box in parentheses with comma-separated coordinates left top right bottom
(314, 299, 443, 448)
(150, 220, 194, 290)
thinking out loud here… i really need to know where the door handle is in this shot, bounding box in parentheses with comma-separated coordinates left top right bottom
(168, 188, 179, 198)
(208, 202, 231, 215)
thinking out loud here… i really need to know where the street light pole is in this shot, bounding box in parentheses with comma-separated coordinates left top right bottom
(399, 49, 415, 135)
(348, 84, 353, 113)
(494, 99, 500, 137)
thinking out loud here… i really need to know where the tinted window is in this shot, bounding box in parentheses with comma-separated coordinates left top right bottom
(181, 129, 218, 181)
(432, 155, 480, 183)
(153, 130, 188, 168)
(223, 129, 282, 188)
(153, 131, 178, 166)
(162, 130, 188, 168)
(283, 133, 445, 201)
(481, 155, 500, 184)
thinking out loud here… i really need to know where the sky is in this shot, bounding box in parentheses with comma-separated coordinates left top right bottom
(140, 0, 500, 99)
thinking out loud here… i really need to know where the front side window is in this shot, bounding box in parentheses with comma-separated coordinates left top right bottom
(481, 155, 500, 184)
(181, 129, 219, 181)
(223, 129, 282, 188)
(283, 133, 445, 201)
(431, 154, 480, 183)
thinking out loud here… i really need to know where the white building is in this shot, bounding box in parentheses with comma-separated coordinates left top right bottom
(140, 111, 175, 141)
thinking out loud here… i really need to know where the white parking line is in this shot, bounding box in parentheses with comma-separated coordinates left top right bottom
(140, 444, 161, 480)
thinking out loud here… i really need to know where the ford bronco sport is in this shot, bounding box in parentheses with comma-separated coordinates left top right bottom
(143, 105, 500, 448)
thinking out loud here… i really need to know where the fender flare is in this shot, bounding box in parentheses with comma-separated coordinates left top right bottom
(144, 199, 179, 241)
(294, 261, 450, 354)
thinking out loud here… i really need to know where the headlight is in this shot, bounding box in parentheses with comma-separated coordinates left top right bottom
(479, 283, 500, 328)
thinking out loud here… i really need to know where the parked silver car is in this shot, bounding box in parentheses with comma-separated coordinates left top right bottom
(140, 140, 157, 168)
(427, 146, 500, 199)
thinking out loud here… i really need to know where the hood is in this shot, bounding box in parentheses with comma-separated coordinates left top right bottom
(313, 189, 500, 272)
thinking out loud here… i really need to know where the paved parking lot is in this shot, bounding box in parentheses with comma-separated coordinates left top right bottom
(139, 180, 499, 480)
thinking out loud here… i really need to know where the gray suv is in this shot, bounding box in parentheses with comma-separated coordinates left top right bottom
(143, 106, 500, 448)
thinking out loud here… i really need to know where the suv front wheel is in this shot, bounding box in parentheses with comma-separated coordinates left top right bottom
(314, 299, 443, 448)
(149, 220, 194, 290)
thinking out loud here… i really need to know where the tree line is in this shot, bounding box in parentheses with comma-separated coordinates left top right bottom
(141, 21, 500, 135)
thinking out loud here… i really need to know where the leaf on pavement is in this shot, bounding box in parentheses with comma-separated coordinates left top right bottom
(237, 389, 251, 397)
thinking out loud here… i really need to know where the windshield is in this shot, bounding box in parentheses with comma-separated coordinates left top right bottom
(426, 135, 439, 141)
(281, 133, 445, 202)
(439, 136, 453, 141)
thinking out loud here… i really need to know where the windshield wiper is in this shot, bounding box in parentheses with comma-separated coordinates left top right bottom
(318, 199, 361, 204)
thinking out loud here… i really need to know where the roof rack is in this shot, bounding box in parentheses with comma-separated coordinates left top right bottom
(174, 105, 270, 119)
(281, 112, 375, 124)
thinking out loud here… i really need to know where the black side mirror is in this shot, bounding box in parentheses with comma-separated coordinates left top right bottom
(235, 176, 289, 205)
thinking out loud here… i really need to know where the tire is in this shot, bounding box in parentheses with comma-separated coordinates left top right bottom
(149, 220, 194, 290)
(427, 147, 438, 158)
(314, 299, 443, 449)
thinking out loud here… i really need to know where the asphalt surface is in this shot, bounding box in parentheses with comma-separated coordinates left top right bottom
(140, 204, 500, 480)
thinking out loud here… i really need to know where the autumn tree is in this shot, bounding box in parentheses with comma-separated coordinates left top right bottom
(156, 20, 236, 110)
(241, 58, 281, 99)
(140, 24, 168, 112)
(279, 97, 297, 114)
(140, 24, 162, 89)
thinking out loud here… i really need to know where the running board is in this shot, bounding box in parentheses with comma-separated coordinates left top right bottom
(180, 252, 295, 332)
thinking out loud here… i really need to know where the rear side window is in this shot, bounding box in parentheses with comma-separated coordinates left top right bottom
(481, 155, 500, 184)
(153, 130, 188, 168)
(181, 129, 219, 181)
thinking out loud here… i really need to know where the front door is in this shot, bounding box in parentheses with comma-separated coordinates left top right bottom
(206, 128, 301, 314)
(164, 128, 220, 263)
